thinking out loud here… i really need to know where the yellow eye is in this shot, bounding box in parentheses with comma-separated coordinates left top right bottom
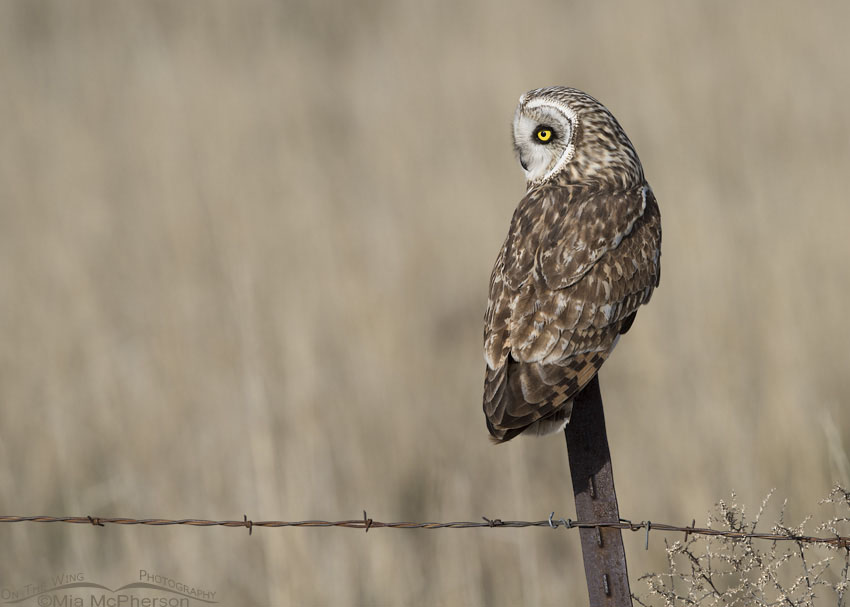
(535, 127, 553, 143)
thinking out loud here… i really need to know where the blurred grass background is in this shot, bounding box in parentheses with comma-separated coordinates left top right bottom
(1, 1, 849, 605)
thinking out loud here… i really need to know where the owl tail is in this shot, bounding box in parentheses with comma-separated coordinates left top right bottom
(483, 350, 610, 443)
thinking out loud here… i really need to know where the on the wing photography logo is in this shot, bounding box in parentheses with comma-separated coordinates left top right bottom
(1, 571, 217, 606)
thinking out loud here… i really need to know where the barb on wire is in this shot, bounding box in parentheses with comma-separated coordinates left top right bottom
(2, 513, 850, 549)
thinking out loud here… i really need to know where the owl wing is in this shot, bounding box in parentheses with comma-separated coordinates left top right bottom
(483, 183, 661, 442)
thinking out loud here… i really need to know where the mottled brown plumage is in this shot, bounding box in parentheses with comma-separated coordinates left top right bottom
(483, 87, 661, 442)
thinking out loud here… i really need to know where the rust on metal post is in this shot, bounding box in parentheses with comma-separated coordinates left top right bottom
(565, 375, 632, 607)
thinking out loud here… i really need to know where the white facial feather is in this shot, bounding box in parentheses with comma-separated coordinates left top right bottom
(513, 97, 577, 185)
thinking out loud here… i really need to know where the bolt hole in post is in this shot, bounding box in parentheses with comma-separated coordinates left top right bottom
(564, 375, 632, 606)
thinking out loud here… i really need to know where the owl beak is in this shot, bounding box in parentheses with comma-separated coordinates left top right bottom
(519, 156, 529, 171)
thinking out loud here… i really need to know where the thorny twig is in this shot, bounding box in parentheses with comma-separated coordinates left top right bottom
(636, 486, 850, 606)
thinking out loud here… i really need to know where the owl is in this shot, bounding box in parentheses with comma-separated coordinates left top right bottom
(483, 86, 661, 442)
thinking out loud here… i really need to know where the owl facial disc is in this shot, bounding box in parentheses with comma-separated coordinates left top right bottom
(513, 97, 577, 185)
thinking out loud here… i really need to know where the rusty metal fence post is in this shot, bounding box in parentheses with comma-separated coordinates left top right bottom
(564, 375, 632, 606)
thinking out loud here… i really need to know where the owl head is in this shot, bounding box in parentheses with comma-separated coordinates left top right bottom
(512, 86, 644, 189)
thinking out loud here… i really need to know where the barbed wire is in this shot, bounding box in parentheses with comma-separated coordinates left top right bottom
(2, 512, 850, 548)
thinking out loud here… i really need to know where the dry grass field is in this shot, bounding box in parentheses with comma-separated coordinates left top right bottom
(2, 1, 850, 605)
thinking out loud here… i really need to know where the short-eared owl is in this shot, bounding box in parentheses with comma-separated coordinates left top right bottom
(483, 86, 661, 442)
